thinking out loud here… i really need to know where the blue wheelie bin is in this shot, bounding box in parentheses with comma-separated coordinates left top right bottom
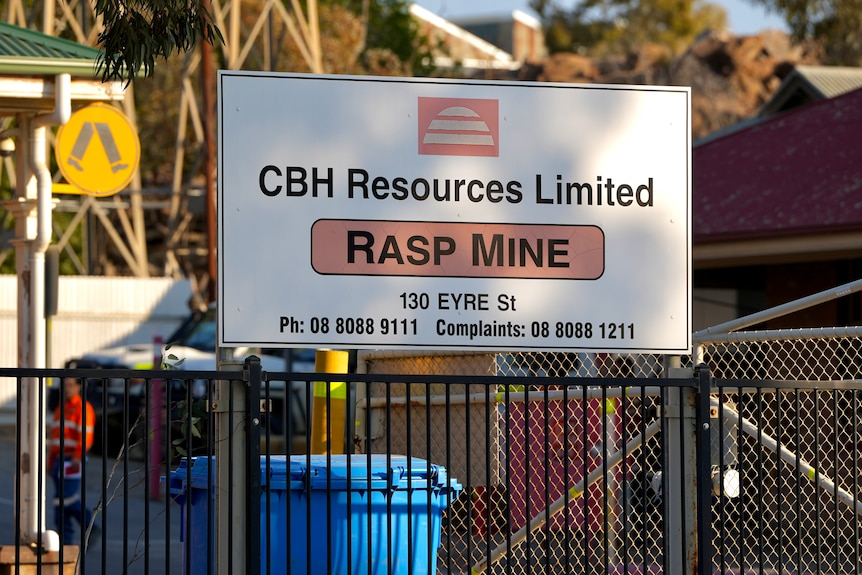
(167, 454, 462, 575)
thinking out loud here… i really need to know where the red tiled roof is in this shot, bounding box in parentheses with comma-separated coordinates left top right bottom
(693, 87, 862, 243)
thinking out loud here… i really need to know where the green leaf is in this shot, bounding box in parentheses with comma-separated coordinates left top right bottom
(93, 0, 225, 83)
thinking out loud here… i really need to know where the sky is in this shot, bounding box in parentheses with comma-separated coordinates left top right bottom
(425, 0, 789, 36)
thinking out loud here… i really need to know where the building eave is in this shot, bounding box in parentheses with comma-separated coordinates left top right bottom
(693, 231, 862, 269)
(0, 57, 101, 77)
(0, 75, 125, 116)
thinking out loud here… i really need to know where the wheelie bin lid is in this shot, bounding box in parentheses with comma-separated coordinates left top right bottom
(168, 456, 216, 491)
(169, 454, 462, 497)
(263, 454, 462, 495)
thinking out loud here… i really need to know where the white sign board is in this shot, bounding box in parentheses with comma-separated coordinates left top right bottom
(218, 72, 691, 353)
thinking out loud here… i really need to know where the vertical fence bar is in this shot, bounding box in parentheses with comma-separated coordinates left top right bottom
(523, 385, 532, 573)
(245, 356, 262, 575)
(717, 386, 728, 575)
(800, 388, 802, 571)
(424, 382, 431, 575)
(580, 382, 588, 575)
(619, 382, 629, 570)
(122, 377, 130, 567)
(504, 384, 512, 575)
(207, 374, 216, 575)
(405, 383, 413, 575)
(679, 380, 690, 574)
(184, 377, 194, 575)
(385, 383, 392, 575)
(37, 377, 47, 572)
(346, 377, 353, 575)
(756, 387, 765, 570)
(832, 389, 840, 573)
(639, 384, 648, 571)
(364, 400, 372, 575)
(77, 377, 87, 572)
(14, 378, 23, 568)
(563, 383, 572, 575)
(601, 385, 609, 573)
(775, 388, 784, 573)
(262, 374, 271, 575)
(148, 337, 164, 502)
(854, 389, 860, 575)
(814, 389, 822, 569)
(738, 382, 746, 573)
(164, 378, 172, 575)
(305, 381, 313, 575)
(227, 375, 234, 575)
(695, 365, 713, 575)
(143, 375, 151, 575)
(482, 382, 491, 575)
(664, 360, 686, 575)
(541, 384, 550, 574)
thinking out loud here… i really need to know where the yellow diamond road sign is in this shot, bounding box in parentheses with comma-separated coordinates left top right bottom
(55, 103, 140, 197)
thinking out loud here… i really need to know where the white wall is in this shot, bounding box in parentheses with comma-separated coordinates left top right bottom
(0, 275, 193, 413)
(692, 288, 739, 332)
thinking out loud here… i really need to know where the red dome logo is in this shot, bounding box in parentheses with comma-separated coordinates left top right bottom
(418, 97, 499, 157)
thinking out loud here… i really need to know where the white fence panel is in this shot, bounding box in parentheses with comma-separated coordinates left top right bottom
(0, 275, 192, 415)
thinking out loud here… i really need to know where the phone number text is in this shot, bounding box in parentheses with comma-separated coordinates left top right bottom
(280, 315, 417, 336)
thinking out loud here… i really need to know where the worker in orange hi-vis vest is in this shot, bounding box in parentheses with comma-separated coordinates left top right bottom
(48, 376, 99, 544)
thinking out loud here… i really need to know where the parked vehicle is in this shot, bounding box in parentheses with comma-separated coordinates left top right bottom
(60, 305, 315, 456)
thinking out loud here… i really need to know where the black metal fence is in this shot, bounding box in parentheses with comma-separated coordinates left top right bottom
(1, 359, 860, 575)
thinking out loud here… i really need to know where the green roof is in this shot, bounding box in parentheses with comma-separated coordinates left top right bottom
(760, 65, 862, 117)
(793, 65, 862, 98)
(0, 21, 102, 77)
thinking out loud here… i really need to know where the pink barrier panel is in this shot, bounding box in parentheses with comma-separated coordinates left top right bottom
(501, 396, 621, 536)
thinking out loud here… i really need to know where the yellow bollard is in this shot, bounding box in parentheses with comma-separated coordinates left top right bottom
(309, 349, 350, 454)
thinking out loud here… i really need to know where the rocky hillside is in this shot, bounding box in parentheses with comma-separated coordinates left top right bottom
(524, 30, 822, 139)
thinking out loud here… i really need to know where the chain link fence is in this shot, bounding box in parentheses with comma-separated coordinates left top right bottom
(695, 333, 862, 575)
(356, 332, 861, 575)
